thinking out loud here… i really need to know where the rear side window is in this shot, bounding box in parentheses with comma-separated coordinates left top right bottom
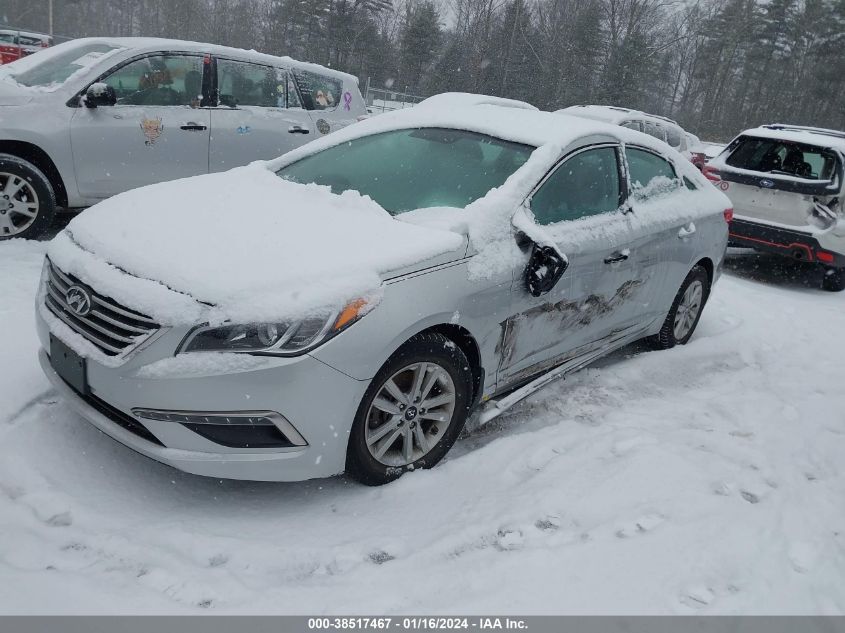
(217, 59, 284, 108)
(293, 69, 343, 111)
(726, 137, 838, 180)
(531, 147, 621, 225)
(643, 122, 665, 142)
(626, 147, 677, 191)
(665, 126, 682, 148)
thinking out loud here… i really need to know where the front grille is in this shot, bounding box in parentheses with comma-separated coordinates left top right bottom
(44, 261, 159, 356)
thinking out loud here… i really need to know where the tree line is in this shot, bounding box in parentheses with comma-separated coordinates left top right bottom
(3, 0, 843, 140)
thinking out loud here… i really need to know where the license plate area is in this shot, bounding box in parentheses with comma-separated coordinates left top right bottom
(50, 335, 88, 395)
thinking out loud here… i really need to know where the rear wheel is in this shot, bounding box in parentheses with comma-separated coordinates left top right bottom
(346, 333, 472, 486)
(0, 154, 56, 240)
(822, 266, 845, 292)
(648, 265, 710, 350)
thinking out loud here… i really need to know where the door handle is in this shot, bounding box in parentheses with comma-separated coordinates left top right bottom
(180, 122, 207, 131)
(678, 222, 696, 238)
(604, 249, 630, 264)
(288, 125, 310, 134)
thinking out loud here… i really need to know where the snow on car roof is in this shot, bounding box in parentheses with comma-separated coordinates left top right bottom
(268, 103, 677, 169)
(557, 104, 680, 128)
(737, 125, 845, 154)
(417, 92, 538, 111)
(3, 36, 356, 84)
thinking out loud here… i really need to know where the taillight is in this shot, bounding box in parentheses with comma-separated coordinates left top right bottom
(703, 166, 721, 182)
(723, 208, 734, 223)
(817, 251, 834, 263)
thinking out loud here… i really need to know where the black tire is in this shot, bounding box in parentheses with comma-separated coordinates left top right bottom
(0, 153, 57, 241)
(648, 265, 711, 350)
(346, 332, 473, 486)
(822, 267, 845, 292)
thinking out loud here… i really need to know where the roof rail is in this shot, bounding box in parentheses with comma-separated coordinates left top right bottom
(763, 124, 845, 140)
(650, 113, 680, 126)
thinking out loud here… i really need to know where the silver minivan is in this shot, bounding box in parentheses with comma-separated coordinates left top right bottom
(0, 37, 366, 239)
(35, 98, 731, 485)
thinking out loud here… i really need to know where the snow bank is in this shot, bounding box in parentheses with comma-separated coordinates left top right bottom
(50, 164, 464, 326)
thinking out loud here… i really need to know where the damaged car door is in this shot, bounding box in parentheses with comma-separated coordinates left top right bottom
(498, 143, 657, 387)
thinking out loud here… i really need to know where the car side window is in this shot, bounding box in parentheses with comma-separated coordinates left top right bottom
(626, 147, 678, 193)
(621, 120, 641, 132)
(217, 59, 284, 108)
(645, 122, 667, 142)
(293, 69, 343, 111)
(531, 147, 621, 225)
(286, 73, 302, 108)
(665, 126, 682, 148)
(104, 54, 204, 107)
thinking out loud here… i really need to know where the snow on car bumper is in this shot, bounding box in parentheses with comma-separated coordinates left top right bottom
(38, 347, 367, 482)
(728, 218, 845, 267)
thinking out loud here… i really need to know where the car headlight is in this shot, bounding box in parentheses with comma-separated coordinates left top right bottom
(180, 298, 373, 355)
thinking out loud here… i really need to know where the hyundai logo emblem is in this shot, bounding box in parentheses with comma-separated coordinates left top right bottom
(759, 179, 774, 188)
(65, 285, 92, 317)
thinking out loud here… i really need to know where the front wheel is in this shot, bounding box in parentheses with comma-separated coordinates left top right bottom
(822, 267, 845, 292)
(0, 154, 57, 240)
(648, 265, 711, 350)
(346, 333, 473, 485)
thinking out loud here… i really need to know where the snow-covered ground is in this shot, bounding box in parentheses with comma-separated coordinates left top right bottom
(1, 238, 844, 614)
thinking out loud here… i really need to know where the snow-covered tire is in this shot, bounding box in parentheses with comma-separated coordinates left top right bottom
(0, 153, 56, 240)
(648, 265, 710, 350)
(822, 267, 845, 292)
(346, 333, 473, 486)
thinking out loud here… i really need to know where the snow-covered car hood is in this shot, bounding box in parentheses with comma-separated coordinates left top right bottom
(0, 80, 34, 106)
(47, 164, 465, 325)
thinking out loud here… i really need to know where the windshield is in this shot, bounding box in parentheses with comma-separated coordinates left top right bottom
(277, 128, 534, 214)
(11, 43, 121, 88)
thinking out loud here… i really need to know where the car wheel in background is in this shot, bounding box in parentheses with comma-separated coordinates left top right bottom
(346, 332, 473, 486)
(822, 266, 845, 292)
(0, 154, 56, 240)
(648, 265, 711, 350)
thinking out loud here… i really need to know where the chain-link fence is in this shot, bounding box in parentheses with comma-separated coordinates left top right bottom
(363, 79, 426, 114)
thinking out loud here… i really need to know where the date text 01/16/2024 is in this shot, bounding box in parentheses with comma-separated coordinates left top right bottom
(307, 618, 528, 631)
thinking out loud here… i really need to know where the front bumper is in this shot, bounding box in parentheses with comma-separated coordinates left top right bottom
(38, 342, 368, 481)
(728, 218, 845, 267)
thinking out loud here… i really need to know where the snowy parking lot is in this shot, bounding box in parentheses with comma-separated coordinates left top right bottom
(1, 237, 844, 614)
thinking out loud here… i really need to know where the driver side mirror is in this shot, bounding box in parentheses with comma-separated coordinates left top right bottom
(84, 83, 117, 108)
(524, 244, 568, 297)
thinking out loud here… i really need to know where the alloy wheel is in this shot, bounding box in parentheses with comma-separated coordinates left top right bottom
(0, 172, 39, 237)
(673, 279, 703, 340)
(365, 361, 457, 467)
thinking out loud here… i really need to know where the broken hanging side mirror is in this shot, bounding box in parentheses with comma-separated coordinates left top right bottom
(524, 244, 568, 297)
(84, 83, 117, 108)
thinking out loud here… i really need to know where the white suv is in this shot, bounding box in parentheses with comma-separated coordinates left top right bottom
(0, 37, 366, 239)
(704, 124, 845, 291)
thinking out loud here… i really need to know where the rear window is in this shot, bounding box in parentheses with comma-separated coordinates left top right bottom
(726, 137, 839, 180)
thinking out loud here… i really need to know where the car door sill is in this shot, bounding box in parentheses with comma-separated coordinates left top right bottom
(476, 324, 650, 425)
